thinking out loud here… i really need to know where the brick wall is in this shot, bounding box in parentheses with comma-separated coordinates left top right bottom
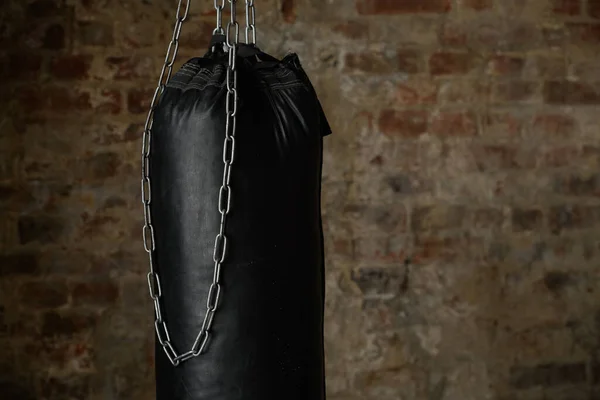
(1, 0, 599, 399)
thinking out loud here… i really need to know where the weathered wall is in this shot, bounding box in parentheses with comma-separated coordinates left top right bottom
(1, 0, 599, 399)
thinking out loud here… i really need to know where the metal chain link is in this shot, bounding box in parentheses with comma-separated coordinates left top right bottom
(141, 0, 240, 367)
(244, 0, 256, 45)
(214, 0, 225, 34)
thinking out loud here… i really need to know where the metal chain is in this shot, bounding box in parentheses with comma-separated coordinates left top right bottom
(244, 0, 256, 45)
(214, 0, 225, 34)
(141, 0, 240, 367)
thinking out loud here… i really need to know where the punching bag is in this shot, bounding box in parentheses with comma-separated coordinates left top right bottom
(140, 1, 331, 399)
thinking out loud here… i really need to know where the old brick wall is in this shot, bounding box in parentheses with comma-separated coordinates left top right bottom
(1, 0, 599, 399)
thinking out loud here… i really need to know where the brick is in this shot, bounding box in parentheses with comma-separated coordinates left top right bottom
(42, 24, 66, 50)
(540, 145, 580, 168)
(512, 208, 544, 232)
(439, 22, 467, 47)
(481, 111, 524, 137)
(0, 252, 39, 276)
(492, 81, 539, 103)
(41, 311, 97, 337)
(17, 86, 91, 114)
(413, 234, 477, 263)
(470, 207, 505, 230)
(80, 152, 121, 180)
(332, 21, 368, 39)
(397, 50, 422, 74)
(379, 110, 428, 137)
(458, 0, 492, 10)
(544, 81, 600, 104)
(554, 174, 600, 197)
(549, 205, 600, 233)
(438, 80, 490, 104)
(71, 281, 119, 307)
(591, 0, 600, 18)
(543, 271, 572, 292)
(127, 88, 153, 114)
(50, 54, 93, 80)
(356, 0, 451, 14)
(343, 204, 407, 233)
(486, 55, 525, 76)
(6, 53, 43, 80)
(39, 376, 90, 399)
(344, 51, 397, 74)
(531, 113, 578, 138)
(471, 144, 536, 171)
(94, 89, 121, 114)
(429, 51, 476, 76)
(78, 21, 114, 46)
(350, 266, 408, 296)
(552, 0, 580, 15)
(19, 281, 69, 308)
(430, 110, 478, 136)
(18, 215, 64, 244)
(509, 362, 586, 388)
(394, 78, 438, 105)
(411, 205, 466, 232)
(105, 55, 155, 80)
(566, 23, 600, 44)
(27, 0, 64, 18)
(281, 0, 296, 23)
(385, 174, 432, 195)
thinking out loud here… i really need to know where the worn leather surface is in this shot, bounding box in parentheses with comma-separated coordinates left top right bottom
(150, 41, 331, 400)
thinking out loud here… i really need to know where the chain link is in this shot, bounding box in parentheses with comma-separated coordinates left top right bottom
(244, 0, 256, 45)
(141, 0, 240, 367)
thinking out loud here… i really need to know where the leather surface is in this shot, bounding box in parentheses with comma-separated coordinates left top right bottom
(151, 43, 331, 400)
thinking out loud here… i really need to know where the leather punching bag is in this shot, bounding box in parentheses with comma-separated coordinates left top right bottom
(140, 2, 331, 400)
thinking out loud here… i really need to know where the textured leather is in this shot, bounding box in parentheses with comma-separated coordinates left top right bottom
(151, 42, 331, 400)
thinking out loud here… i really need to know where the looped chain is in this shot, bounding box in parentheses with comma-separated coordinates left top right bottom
(244, 0, 256, 45)
(141, 0, 240, 367)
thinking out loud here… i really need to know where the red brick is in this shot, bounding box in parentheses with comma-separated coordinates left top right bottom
(481, 111, 524, 137)
(344, 51, 398, 74)
(50, 55, 93, 80)
(6, 53, 43, 80)
(438, 80, 490, 104)
(20, 281, 69, 308)
(411, 205, 466, 232)
(486, 55, 525, 76)
(459, 0, 493, 10)
(439, 23, 467, 47)
(397, 50, 422, 73)
(554, 174, 600, 197)
(18, 86, 92, 114)
(357, 0, 451, 14)
(552, 0, 581, 15)
(333, 21, 368, 39)
(394, 78, 438, 105)
(591, 0, 600, 18)
(42, 24, 66, 50)
(544, 81, 600, 104)
(379, 110, 428, 137)
(181, 22, 217, 50)
(549, 205, 600, 233)
(412, 234, 474, 263)
(540, 146, 580, 167)
(582, 145, 600, 168)
(492, 81, 539, 103)
(567, 23, 600, 44)
(81, 152, 122, 180)
(471, 144, 536, 171)
(27, 0, 64, 18)
(351, 266, 408, 296)
(78, 21, 114, 46)
(0, 252, 39, 276)
(95, 89, 122, 114)
(531, 113, 578, 138)
(429, 51, 476, 76)
(512, 208, 544, 232)
(470, 208, 505, 230)
(127, 88, 153, 114)
(71, 281, 119, 307)
(42, 311, 97, 337)
(281, 0, 296, 23)
(18, 215, 65, 244)
(430, 110, 478, 136)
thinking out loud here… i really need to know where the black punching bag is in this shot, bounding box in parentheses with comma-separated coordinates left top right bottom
(140, 3, 331, 400)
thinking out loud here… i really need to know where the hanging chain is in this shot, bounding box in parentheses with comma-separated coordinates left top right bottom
(244, 0, 256, 45)
(141, 0, 240, 367)
(214, 0, 225, 34)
